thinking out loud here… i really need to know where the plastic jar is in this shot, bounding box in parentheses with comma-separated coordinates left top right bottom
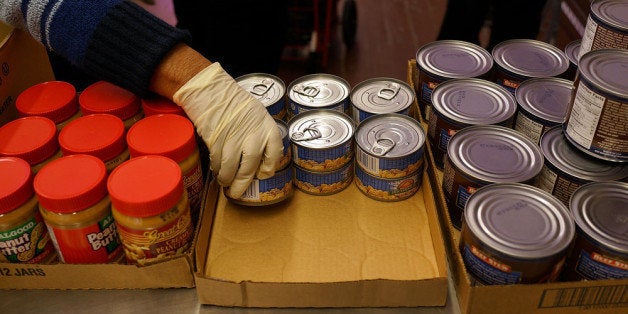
(107, 155, 194, 266)
(0, 116, 62, 174)
(79, 81, 144, 129)
(0, 157, 57, 264)
(34, 154, 123, 264)
(16, 81, 81, 130)
(127, 114, 204, 222)
(59, 114, 129, 172)
(141, 96, 186, 117)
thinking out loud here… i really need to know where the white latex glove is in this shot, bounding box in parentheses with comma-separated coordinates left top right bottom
(173, 63, 283, 198)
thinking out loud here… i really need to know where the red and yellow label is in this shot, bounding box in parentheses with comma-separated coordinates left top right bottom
(0, 212, 55, 264)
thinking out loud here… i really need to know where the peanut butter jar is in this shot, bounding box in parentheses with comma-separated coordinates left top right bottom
(16, 81, 81, 130)
(0, 116, 62, 174)
(79, 81, 144, 129)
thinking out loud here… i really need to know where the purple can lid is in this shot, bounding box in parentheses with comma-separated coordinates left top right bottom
(415, 40, 493, 80)
(591, 0, 628, 32)
(515, 77, 574, 124)
(564, 39, 581, 66)
(577, 49, 628, 99)
(492, 39, 569, 78)
(570, 181, 628, 255)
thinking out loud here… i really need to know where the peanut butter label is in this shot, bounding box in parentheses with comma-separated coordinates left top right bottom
(0, 213, 54, 264)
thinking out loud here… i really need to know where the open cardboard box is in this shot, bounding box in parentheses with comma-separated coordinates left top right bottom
(193, 62, 449, 307)
(409, 59, 628, 314)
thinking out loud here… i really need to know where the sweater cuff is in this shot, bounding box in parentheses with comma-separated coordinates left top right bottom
(82, 1, 190, 97)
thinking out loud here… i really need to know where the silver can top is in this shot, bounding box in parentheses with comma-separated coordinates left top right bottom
(288, 110, 355, 149)
(415, 40, 493, 79)
(355, 113, 425, 158)
(236, 73, 285, 107)
(515, 77, 574, 124)
(578, 49, 628, 99)
(287, 74, 350, 108)
(492, 39, 570, 78)
(564, 39, 581, 66)
(591, 0, 628, 32)
(540, 126, 628, 181)
(431, 78, 516, 125)
(351, 78, 415, 115)
(570, 181, 628, 255)
(276, 118, 288, 138)
(464, 183, 575, 260)
(447, 125, 544, 183)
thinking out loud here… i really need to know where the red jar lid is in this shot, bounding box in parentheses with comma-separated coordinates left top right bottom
(33, 154, 108, 213)
(79, 81, 140, 120)
(0, 116, 59, 165)
(0, 157, 34, 214)
(107, 155, 183, 217)
(16, 81, 78, 124)
(141, 96, 186, 117)
(126, 114, 196, 163)
(59, 114, 126, 162)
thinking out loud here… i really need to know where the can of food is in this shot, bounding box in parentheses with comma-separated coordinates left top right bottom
(293, 161, 353, 195)
(288, 110, 355, 172)
(415, 40, 493, 121)
(427, 78, 517, 168)
(442, 125, 544, 229)
(350, 77, 414, 123)
(563, 49, 628, 163)
(236, 73, 287, 121)
(535, 126, 628, 206)
(355, 162, 423, 201)
(287, 74, 350, 118)
(225, 165, 294, 206)
(355, 113, 425, 178)
(578, 0, 628, 59)
(562, 181, 628, 281)
(460, 183, 575, 285)
(513, 77, 574, 144)
(491, 39, 570, 94)
(564, 39, 581, 80)
(276, 119, 292, 170)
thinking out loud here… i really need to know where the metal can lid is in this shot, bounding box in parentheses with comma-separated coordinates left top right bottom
(540, 126, 628, 181)
(355, 113, 425, 158)
(570, 181, 628, 255)
(492, 39, 569, 78)
(287, 74, 350, 108)
(288, 110, 354, 149)
(578, 49, 628, 99)
(276, 119, 288, 139)
(448, 125, 544, 183)
(515, 77, 574, 124)
(464, 183, 575, 260)
(351, 78, 415, 114)
(415, 40, 493, 79)
(591, 0, 628, 32)
(431, 78, 516, 125)
(564, 39, 581, 66)
(236, 73, 286, 107)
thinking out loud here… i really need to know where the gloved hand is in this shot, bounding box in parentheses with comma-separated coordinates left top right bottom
(173, 62, 283, 198)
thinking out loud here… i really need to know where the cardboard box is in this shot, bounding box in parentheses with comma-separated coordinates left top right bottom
(409, 59, 628, 314)
(0, 23, 55, 126)
(194, 171, 449, 308)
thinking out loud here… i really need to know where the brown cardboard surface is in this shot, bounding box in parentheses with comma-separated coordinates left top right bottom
(0, 23, 54, 126)
(194, 173, 449, 308)
(410, 56, 628, 314)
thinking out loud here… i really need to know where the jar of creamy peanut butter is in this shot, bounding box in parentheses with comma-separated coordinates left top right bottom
(0, 116, 62, 174)
(16, 81, 81, 130)
(0, 157, 57, 264)
(107, 155, 194, 266)
(79, 81, 144, 129)
(34, 154, 123, 264)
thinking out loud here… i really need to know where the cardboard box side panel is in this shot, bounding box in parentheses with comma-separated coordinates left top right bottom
(194, 179, 220, 272)
(0, 26, 54, 126)
(0, 256, 194, 290)
(421, 171, 448, 279)
(197, 278, 448, 308)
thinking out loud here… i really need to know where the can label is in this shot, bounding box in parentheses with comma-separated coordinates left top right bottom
(47, 212, 121, 263)
(462, 244, 522, 285)
(0, 213, 54, 264)
(231, 166, 293, 205)
(355, 165, 422, 201)
(356, 146, 423, 179)
(575, 250, 628, 280)
(117, 206, 193, 266)
(294, 162, 353, 195)
(534, 164, 585, 206)
(579, 15, 628, 59)
(183, 158, 204, 221)
(293, 141, 353, 172)
(514, 111, 549, 144)
(417, 70, 443, 120)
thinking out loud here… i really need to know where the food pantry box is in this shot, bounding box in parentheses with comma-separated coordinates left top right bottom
(408, 58, 628, 314)
(193, 169, 449, 307)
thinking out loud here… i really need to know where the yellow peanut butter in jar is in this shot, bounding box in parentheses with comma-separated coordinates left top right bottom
(126, 114, 204, 223)
(59, 114, 130, 172)
(79, 81, 144, 129)
(34, 154, 123, 264)
(107, 155, 194, 266)
(0, 157, 57, 264)
(0, 116, 62, 174)
(16, 81, 81, 130)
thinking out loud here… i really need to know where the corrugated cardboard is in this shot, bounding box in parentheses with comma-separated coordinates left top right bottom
(0, 23, 55, 126)
(410, 59, 628, 314)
